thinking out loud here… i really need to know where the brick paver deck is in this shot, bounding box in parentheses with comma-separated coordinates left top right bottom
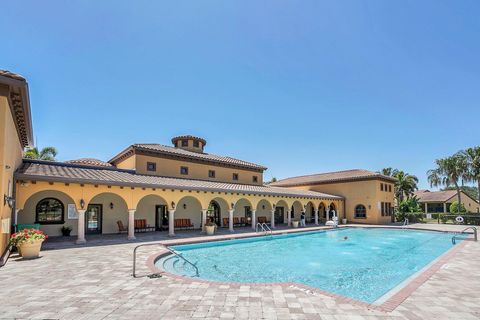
(0, 224, 479, 319)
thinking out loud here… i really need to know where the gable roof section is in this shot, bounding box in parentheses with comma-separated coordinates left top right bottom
(413, 190, 479, 203)
(15, 160, 341, 200)
(0, 69, 33, 148)
(269, 169, 396, 187)
(109, 144, 267, 172)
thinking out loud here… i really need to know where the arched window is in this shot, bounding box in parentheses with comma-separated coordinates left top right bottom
(355, 204, 367, 218)
(36, 198, 64, 224)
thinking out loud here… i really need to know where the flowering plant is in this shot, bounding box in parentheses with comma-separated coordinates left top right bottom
(9, 228, 48, 246)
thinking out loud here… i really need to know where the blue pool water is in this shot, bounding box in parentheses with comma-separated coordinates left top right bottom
(156, 228, 457, 303)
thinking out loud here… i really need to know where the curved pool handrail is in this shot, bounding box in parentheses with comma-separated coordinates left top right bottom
(452, 226, 477, 245)
(132, 242, 199, 278)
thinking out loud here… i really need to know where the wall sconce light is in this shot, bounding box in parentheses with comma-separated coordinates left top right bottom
(80, 199, 85, 209)
(304, 204, 307, 210)
(231, 202, 235, 209)
(262, 205, 265, 210)
(368, 205, 371, 209)
(183, 203, 187, 210)
(171, 201, 176, 209)
(3, 195, 14, 208)
(273, 204, 276, 209)
(109, 202, 114, 210)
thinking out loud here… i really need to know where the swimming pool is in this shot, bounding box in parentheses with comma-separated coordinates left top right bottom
(156, 228, 458, 303)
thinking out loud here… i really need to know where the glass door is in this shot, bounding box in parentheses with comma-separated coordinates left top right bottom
(85, 204, 102, 234)
(274, 207, 284, 224)
(155, 205, 167, 231)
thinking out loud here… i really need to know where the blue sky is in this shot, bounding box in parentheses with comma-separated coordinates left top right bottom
(2, 1, 479, 189)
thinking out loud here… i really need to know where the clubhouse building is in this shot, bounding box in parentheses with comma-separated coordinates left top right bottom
(0, 70, 395, 254)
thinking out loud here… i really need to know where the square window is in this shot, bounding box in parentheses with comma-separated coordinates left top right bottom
(233, 173, 239, 181)
(147, 162, 156, 171)
(380, 183, 384, 191)
(180, 166, 189, 175)
(208, 170, 215, 178)
(193, 140, 200, 148)
(181, 140, 188, 147)
(252, 176, 258, 183)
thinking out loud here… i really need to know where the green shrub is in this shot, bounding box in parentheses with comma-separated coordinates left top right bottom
(450, 201, 466, 213)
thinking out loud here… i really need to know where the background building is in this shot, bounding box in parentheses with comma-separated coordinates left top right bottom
(414, 190, 480, 214)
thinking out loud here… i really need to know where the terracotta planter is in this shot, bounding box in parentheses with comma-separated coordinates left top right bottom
(292, 221, 299, 228)
(18, 239, 44, 259)
(205, 225, 216, 235)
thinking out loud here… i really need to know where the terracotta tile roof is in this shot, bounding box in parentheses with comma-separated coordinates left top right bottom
(0, 69, 26, 82)
(413, 190, 458, 202)
(65, 158, 113, 167)
(15, 160, 342, 200)
(269, 169, 396, 187)
(110, 144, 267, 171)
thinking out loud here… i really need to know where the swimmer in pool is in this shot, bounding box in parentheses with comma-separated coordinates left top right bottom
(342, 236, 348, 241)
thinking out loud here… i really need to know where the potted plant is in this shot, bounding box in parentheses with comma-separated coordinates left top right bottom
(61, 226, 72, 237)
(292, 220, 299, 228)
(205, 221, 217, 235)
(342, 218, 347, 224)
(9, 228, 48, 259)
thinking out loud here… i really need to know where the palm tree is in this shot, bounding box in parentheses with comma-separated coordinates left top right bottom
(427, 153, 469, 210)
(462, 146, 480, 205)
(23, 147, 58, 161)
(393, 170, 419, 202)
(380, 167, 395, 177)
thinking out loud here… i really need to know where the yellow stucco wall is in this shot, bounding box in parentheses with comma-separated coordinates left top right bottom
(15, 180, 342, 236)
(281, 180, 394, 224)
(115, 154, 136, 170)
(134, 154, 264, 185)
(0, 85, 24, 252)
(445, 193, 480, 213)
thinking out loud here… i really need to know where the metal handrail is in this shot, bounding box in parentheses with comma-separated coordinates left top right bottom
(256, 223, 272, 236)
(402, 218, 409, 229)
(261, 223, 272, 236)
(452, 226, 478, 244)
(132, 242, 199, 278)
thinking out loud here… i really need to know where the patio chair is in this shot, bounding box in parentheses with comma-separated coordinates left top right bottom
(117, 220, 128, 233)
(223, 218, 229, 227)
(240, 217, 247, 226)
(233, 217, 241, 226)
(257, 216, 267, 224)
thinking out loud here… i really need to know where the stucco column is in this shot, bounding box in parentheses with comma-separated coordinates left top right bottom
(168, 209, 175, 236)
(325, 209, 329, 221)
(270, 209, 276, 228)
(251, 210, 256, 230)
(287, 209, 292, 227)
(425, 203, 428, 213)
(128, 209, 136, 240)
(201, 209, 208, 232)
(443, 203, 447, 213)
(314, 209, 319, 225)
(76, 209, 87, 244)
(228, 209, 234, 232)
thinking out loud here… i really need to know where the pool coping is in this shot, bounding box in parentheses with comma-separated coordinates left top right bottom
(145, 225, 471, 313)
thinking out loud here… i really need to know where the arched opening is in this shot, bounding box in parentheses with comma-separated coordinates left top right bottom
(88, 193, 129, 235)
(274, 200, 288, 224)
(319, 202, 326, 222)
(207, 200, 221, 226)
(256, 199, 272, 224)
(291, 201, 303, 221)
(207, 197, 229, 227)
(136, 194, 168, 231)
(328, 202, 337, 220)
(233, 198, 253, 227)
(305, 201, 315, 223)
(175, 196, 203, 230)
(20, 190, 76, 237)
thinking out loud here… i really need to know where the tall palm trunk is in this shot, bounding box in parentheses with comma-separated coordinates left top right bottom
(454, 181, 462, 212)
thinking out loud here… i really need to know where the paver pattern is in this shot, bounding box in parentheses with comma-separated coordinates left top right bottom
(0, 224, 479, 319)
